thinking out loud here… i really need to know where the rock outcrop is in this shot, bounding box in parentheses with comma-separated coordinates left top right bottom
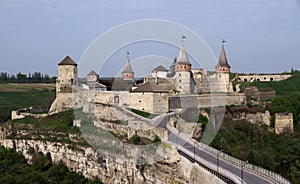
(0, 124, 224, 184)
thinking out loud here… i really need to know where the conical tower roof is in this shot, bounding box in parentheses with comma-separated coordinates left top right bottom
(216, 44, 231, 68)
(176, 42, 191, 66)
(58, 56, 77, 66)
(122, 55, 134, 74)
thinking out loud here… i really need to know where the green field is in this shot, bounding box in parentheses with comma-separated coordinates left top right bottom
(0, 83, 56, 122)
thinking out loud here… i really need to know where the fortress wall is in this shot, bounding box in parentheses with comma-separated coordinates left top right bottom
(169, 93, 246, 110)
(94, 91, 129, 105)
(86, 103, 169, 141)
(152, 93, 169, 113)
(236, 74, 291, 82)
(129, 93, 153, 113)
(49, 93, 77, 113)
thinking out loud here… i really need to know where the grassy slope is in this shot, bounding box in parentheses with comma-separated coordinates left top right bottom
(0, 84, 55, 122)
(239, 70, 300, 96)
(210, 119, 300, 183)
(211, 71, 300, 183)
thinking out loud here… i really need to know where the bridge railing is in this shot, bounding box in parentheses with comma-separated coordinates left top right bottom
(197, 143, 291, 184)
(178, 145, 245, 184)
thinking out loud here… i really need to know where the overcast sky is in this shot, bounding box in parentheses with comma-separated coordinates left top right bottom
(1, 0, 300, 77)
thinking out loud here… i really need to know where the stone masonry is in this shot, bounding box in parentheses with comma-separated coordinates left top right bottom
(275, 113, 294, 134)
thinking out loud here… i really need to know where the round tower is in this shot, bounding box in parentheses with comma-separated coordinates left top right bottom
(56, 56, 78, 93)
(215, 42, 232, 92)
(122, 52, 134, 81)
(175, 36, 191, 94)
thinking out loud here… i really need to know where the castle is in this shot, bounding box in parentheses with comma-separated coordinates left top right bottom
(49, 39, 245, 114)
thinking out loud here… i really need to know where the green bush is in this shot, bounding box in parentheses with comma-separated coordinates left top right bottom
(211, 118, 300, 183)
(153, 135, 161, 143)
(0, 146, 103, 183)
(128, 134, 143, 145)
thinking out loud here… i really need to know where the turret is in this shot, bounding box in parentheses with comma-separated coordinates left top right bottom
(215, 42, 232, 92)
(215, 43, 231, 73)
(122, 52, 134, 81)
(175, 36, 191, 94)
(56, 56, 78, 93)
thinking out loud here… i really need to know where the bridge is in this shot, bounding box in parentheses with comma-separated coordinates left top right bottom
(156, 114, 290, 184)
(108, 104, 290, 184)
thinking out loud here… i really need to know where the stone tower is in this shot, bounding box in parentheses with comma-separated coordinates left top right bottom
(215, 43, 232, 93)
(122, 53, 134, 80)
(56, 56, 78, 93)
(174, 38, 191, 94)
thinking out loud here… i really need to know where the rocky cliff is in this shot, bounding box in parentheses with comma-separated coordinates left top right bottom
(0, 124, 224, 184)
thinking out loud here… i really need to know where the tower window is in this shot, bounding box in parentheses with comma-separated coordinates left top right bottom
(179, 74, 181, 77)
(114, 96, 120, 103)
(179, 80, 181, 83)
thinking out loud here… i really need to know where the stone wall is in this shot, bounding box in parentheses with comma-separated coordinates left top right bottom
(94, 91, 130, 105)
(229, 111, 271, 126)
(56, 65, 78, 93)
(235, 74, 291, 82)
(243, 86, 276, 101)
(11, 106, 49, 120)
(49, 93, 77, 113)
(180, 155, 225, 184)
(169, 93, 246, 110)
(86, 103, 169, 141)
(129, 93, 153, 113)
(275, 113, 294, 134)
(152, 93, 169, 113)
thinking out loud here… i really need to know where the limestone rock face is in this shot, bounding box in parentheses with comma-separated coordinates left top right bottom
(0, 138, 224, 184)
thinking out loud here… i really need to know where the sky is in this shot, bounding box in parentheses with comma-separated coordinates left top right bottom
(0, 0, 300, 77)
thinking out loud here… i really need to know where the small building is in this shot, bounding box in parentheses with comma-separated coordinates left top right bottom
(89, 83, 107, 91)
(87, 70, 99, 83)
(151, 65, 169, 78)
(129, 82, 171, 113)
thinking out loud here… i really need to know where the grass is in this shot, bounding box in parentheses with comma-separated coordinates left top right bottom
(129, 108, 159, 119)
(0, 83, 55, 122)
(239, 70, 300, 96)
(9, 110, 79, 134)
